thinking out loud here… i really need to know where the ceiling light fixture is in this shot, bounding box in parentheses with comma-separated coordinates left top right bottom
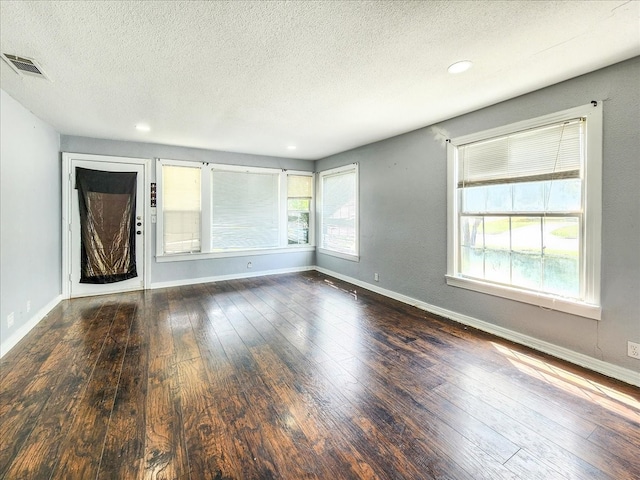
(135, 123, 151, 132)
(447, 60, 473, 74)
(287, 145, 297, 150)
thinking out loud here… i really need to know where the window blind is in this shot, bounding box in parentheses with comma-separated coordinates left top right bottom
(211, 170, 279, 249)
(162, 165, 201, 254)
(287, 175, 312, 197)
(321, 169, 356, 255)
(458, 119, 584, 187)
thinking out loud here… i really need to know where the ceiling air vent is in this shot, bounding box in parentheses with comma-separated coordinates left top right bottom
(1, 53, 49, 79)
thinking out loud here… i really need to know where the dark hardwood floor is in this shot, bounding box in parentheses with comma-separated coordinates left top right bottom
(1, 271, 639, 479)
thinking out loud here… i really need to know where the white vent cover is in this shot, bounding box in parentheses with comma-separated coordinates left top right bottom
(1, 53, 49, 79)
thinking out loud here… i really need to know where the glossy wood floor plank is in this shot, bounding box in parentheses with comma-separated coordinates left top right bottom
(52, 300, 136, 479)
(0, 297, 114, 479)
(1, 272, 639, 479)
(97, 302, 147, 480)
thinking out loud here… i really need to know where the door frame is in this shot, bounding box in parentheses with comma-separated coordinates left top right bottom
(62, 152, 151, 299)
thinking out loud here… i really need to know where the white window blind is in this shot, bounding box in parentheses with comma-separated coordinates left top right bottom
(211, 169, 280, 249)
(321, 166, 357, 256)
(288, 175, 312, 198)
(162, 165, 201, 254)
(459, 119, 584, 187)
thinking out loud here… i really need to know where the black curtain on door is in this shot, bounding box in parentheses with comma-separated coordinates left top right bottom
(76, 167, 138, 284)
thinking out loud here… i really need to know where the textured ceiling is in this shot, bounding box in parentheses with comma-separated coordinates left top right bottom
(1, 1, 638, 160)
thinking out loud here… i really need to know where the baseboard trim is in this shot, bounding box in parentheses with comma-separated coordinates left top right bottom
(0, 294, 64, 358)
(314, 267, 640, 387)
(150, 265, 316, 290)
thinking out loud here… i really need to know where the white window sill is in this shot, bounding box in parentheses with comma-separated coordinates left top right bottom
(317, 248, 360, 262)
(445, 275, 601, 320)
(157, 245, 315, 263)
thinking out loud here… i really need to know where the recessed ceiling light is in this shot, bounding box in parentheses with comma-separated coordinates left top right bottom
(447, 60, 473, 74)
(287, 145, 297, 150)
(135, 123, 151, 132)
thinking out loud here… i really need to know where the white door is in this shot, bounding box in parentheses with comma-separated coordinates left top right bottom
(68, 158, 146, 297)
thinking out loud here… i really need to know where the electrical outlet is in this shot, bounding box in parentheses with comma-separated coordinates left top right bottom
(374, 273, 379, 282)
(628, 341, 640, 360)
(27, 300, 31, 313)
(7, 312, 14, 328)
(247, 262, 252, 269)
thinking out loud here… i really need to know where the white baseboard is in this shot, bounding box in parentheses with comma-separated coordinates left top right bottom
(314, 267, 640, 387)
(150, 265, 315, 290)
(0, 294, 64, 358)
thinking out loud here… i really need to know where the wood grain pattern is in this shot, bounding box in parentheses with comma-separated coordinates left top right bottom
(1, 272, 638, 479)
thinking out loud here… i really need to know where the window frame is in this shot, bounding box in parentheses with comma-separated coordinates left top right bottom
(156, 158, 205, 258)
(317, 163, 360, 261)
(156, 159, 315, 261)
(285, 172, 315, 247)
(446, 103, 602, 320)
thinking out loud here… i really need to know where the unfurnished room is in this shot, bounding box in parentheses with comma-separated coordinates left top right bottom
(1, 1, 639, 479)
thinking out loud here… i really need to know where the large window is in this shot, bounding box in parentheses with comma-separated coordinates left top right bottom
(157, 160, 313, 258)
(319, 164, 359, 259)
(446, 103, 602, 319)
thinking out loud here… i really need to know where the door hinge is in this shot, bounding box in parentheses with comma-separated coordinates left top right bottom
(69, 274, 72, 281)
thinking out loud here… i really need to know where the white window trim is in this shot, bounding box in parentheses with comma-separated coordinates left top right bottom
(156, 159, 315, 260)
(318, 163, 360, 262)
(446, 102, 603, 320)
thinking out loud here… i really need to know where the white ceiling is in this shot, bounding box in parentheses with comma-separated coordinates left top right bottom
(1, 1, 638, 160)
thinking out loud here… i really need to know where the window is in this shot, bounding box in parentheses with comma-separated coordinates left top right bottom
(446, 103, 602, 319)
(156, 160, 313, 258)
(287, 174, 313, 245)
(211, 168, 280, 250)
(319, 164, 359, 259)
(161, 164, 201, 254)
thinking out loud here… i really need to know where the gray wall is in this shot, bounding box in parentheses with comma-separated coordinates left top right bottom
(316, 57, 640, 371)
(1, 89, 61, 345)
(60, 136, 315, 285)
